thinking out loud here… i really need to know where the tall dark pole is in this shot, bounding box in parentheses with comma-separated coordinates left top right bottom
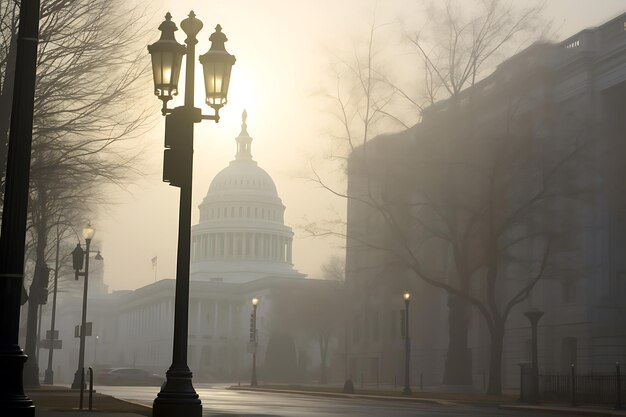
(72, 238, 91, 412)
(44, 227, 61, 384)
(403, 295, 411, 395)
(524, 309, 543, 404)
(153, 12, 202, 417)
(251, 301, 258, 387)
(0, 0, 40, 414)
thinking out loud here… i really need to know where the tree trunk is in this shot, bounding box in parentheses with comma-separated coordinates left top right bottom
(487, 323, 505, 395)
(319, 335, 328, 384)
(443, 294, 473, 385)
(23, 188, 48, 386)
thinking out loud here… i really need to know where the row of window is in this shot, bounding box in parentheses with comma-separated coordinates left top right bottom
(200, 205, 283, 222)
(191, 232, 291, 262)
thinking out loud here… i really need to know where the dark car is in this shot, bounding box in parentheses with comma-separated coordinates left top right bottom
(96, 368, 164, 386)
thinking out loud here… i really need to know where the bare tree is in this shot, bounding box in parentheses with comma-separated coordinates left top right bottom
(322, 255, 345, 281)
(309, 1, 590, 395)
(270, 281, 344, 384)
(0, 0, 154, 384)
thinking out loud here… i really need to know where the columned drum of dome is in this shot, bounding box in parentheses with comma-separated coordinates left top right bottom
(191, 110, 305, 283)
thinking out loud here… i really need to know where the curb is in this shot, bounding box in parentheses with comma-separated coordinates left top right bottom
(114, 397, 152, 411)
(230, 386, 626, 416)
(229, 386, 445, 405)
(500, 405, 626, 417)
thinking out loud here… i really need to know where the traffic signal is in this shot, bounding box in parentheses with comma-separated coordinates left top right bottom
(163, 107, 199, 188)
(249, 313, 256, 343)
(32, 262, 50, 305)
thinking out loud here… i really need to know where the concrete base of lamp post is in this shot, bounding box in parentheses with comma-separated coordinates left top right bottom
(153, 367, 201, 417)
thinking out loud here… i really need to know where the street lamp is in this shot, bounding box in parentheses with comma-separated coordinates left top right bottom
(403, 291, 412, 395)
(148, 11, 235, 417)
(524, 308, 544, 404)
(251, 297, 259, 387)
(94, 335, 99, 366)
(70, 223, 101, 412)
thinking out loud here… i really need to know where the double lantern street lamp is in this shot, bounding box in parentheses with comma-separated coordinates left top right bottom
(403, 291, 412, 396)
(147, 11, 236, 417)
(70, 223, 102, 411)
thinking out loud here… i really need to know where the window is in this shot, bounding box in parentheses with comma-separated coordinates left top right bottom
(562, 280, 577, 304)
(352, 314, 361, 342)
(372, 310, 379, 342)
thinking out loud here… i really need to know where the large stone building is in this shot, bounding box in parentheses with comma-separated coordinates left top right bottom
(37, 112, 335, 384)
(345, 13, 626, 390)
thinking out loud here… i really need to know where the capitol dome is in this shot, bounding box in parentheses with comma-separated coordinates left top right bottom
(190, 110, 305, 283)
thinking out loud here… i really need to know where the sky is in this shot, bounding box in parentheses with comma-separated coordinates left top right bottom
(96, 0, 626, 291)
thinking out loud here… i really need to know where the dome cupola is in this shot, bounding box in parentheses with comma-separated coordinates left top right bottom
(191, 110, 305, 283)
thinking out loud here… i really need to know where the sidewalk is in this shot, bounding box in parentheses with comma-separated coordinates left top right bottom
(26, 385, 150, 416)
(230, 385, 626, 416)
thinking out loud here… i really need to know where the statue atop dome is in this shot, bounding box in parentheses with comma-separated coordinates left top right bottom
(236, 109, 252, 160)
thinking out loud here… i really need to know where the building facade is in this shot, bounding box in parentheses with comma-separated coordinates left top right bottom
(345, 13, 626, 390)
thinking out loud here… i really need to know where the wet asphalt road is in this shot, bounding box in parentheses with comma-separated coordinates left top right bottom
(96, 384, 571, 417)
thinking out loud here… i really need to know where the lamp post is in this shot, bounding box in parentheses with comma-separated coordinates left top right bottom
(147, 11, 235, 417)
(94, 335, 99, 366)
(0, 0, 40, 411)
(70, 223, 96, 412)
(403, 291, 412, 396)
(251, 297, 259, 387)
(524, 308, 544, 404)
(43, 225, 61, 385)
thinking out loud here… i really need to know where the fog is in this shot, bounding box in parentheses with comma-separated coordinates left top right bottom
(97, 0, 626, 291)
(5, 0, 626, 414)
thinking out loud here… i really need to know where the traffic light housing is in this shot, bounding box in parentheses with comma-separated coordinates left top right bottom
(163, 107, 201, 188)
(249, 312, 256, 343)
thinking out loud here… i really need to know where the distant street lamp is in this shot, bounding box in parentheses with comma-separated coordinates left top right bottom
(70, 223, 101, 412)
(43, 225, 62, 385)
(94, 335, 99, 366)
(524, 308, 544, 403)
(403, 291, 412, 396)
(251, 297, 259, 387)
(147, 11, 235, 417)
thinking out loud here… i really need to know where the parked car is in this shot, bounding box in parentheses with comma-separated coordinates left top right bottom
(96, 368, 164, 386)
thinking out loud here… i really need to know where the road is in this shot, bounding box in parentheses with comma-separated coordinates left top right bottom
(96, 384, 570, 417)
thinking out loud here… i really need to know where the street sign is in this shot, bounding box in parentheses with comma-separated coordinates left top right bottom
(40, 339, 62, 350)
(46, 329, 59, 340)
(74, 322, 93, 338)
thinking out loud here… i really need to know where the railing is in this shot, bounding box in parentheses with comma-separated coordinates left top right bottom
(538, 367, 625, 406)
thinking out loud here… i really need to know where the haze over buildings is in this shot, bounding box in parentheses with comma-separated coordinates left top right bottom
(97, 0, 626, 292)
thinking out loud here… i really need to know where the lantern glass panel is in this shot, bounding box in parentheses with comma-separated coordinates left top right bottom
(82, 224, 95, 240)
(203, 61, 224, 107)
(151, 50, 183, 99)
